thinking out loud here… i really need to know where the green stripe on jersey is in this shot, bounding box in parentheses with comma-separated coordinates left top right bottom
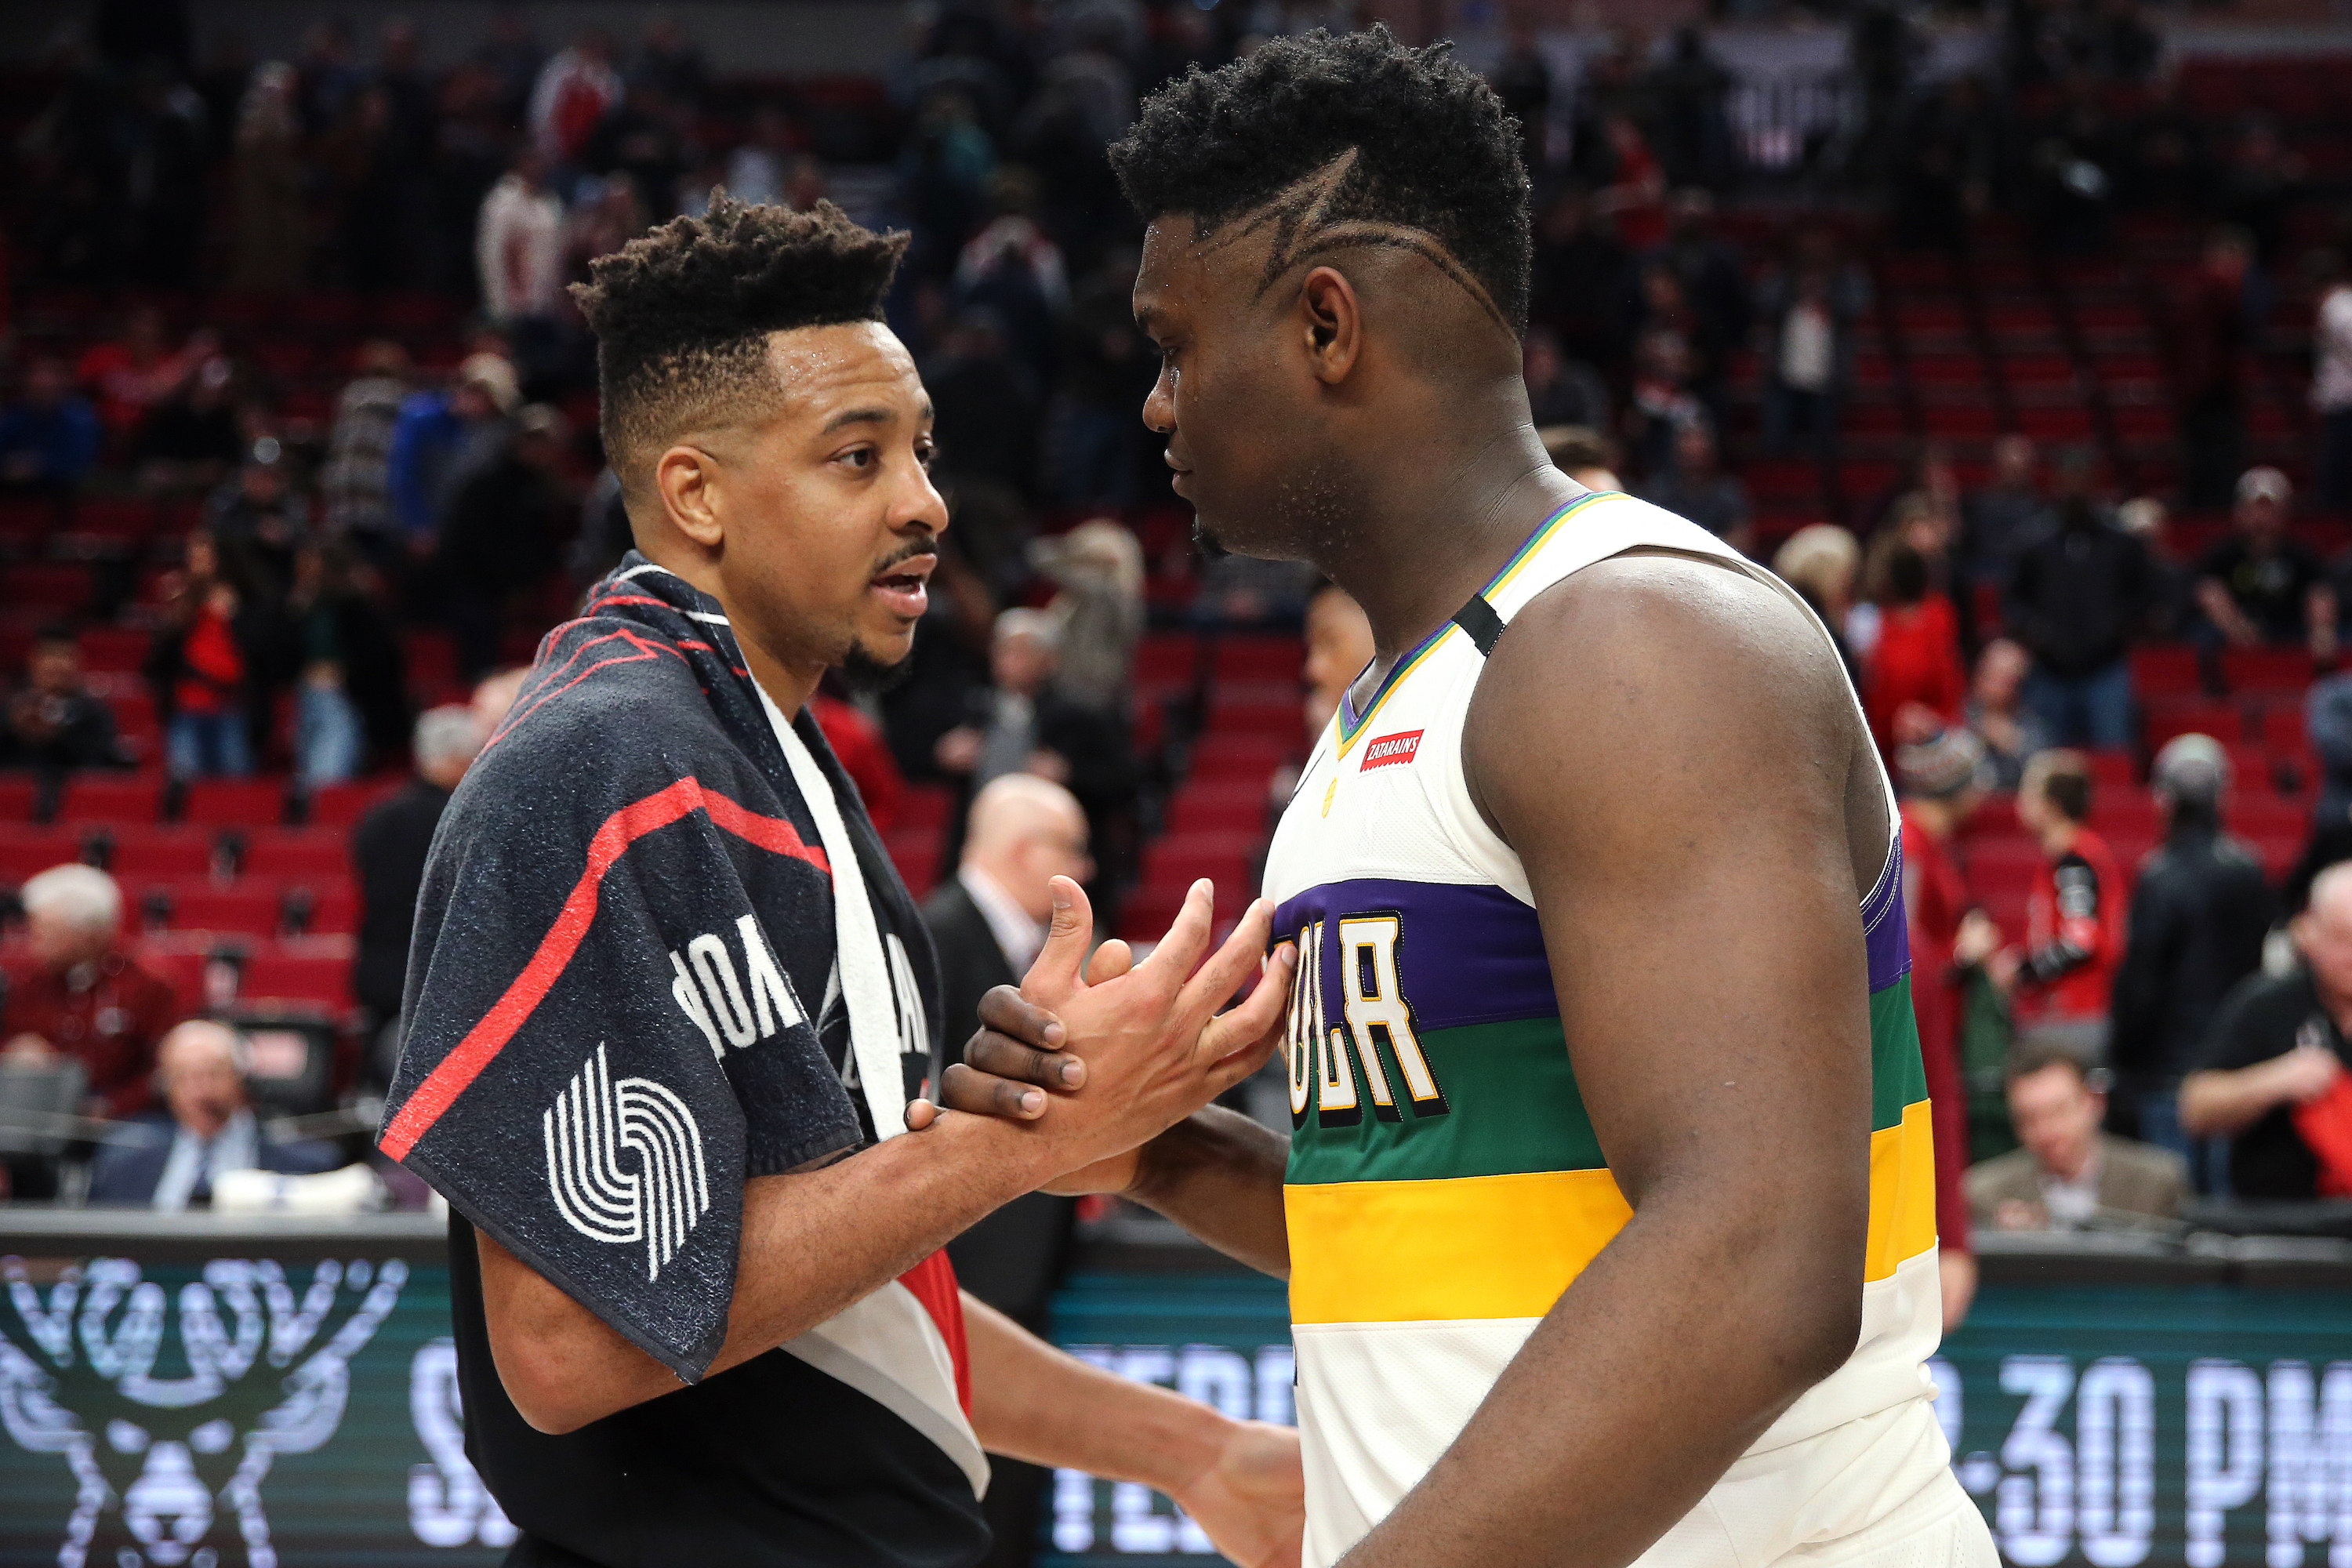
(1287, 973, 1929, 1190)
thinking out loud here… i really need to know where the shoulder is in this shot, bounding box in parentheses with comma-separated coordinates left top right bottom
(2212, 969, 2307, 1038)
(2102, 1134, 2187, 1186)
(1965, 1148, 2037, 1196)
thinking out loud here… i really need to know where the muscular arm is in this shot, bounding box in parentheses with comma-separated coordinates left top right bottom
(1126, 1105, 1292, 1276)
(1343, 555, 1875, 1568)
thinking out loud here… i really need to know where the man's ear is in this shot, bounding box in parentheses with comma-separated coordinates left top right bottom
(1298, 265, 1363, 386)
(655, 445, 725, 551)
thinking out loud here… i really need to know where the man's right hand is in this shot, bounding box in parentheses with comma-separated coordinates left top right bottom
(2270, 1041, 2346, 1106)
(911, 877, 1294, 1189)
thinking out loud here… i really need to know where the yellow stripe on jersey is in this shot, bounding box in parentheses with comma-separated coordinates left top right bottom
(1286, 1097, 1937, 1325)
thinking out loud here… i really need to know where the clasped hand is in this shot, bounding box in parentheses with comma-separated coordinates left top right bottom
(906, 875, 1296, 1196)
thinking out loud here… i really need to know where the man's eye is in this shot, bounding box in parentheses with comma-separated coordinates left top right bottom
(915, 443, 937, 470)
(840, 448, 874, 470)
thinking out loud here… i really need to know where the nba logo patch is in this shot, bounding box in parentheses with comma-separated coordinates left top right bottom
(1360, 730, 1423, 771)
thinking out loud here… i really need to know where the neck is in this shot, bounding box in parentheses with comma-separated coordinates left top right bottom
(646, 541, 826, 715)
(2042, 819, 2080, 857)
(1907, 797, 1957, 840)
(184, 1105, 240, 1142)
(1316, 397, 1577, 664)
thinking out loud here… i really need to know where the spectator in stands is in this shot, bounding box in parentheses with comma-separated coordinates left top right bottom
(2108, 735, 2272, 1181)
(320, 339, 411, 560)
(528, 30, 622, 166)
(1541, 426, 1621, 493)
(1991, 750, 2126, 1028)
(476, 149, 568, 381)
(354, 706, 485, 1073)
(923, 307, 1040, 499)
(76, 307, 208, 447)
(2115, 494, 2191, 637)
(1303, 583, 1376, 738)
(1, 630, 128, 781)
(285, 540, 405, 785)
(1773, 524, 1863, 686)
(435, 402, 573, 680)
(132, 354, 243, 495)
(1639, 419, 1751, 555)
(1032, 519, 1144, 717)
(0, 865, 180, 1122)
(2179, 227, 2253, 508)
(202, 440, 308, 609)
(1855, 534, 1965, 752)
(933, 608, 1134, 901)
(0, 358, 100, 493)
(1893, 717, 1988, 1328)
(387, 352, 518, 550)
(1621, 325, 1702, 480)
(1756, 227, 1867, 463)
(228, 62, 306, 292)
(2003, 469, 2150, 748)
(1967, 1043, 2187, 1232)
(147, 532, 263, 779)
(86, 1020, 346, 1209)
(2196, 467, 2334, 669)
(2305, 665, 2352, 845)
(2311, 251, 2352, 511)
(1965, 638, 2050, 790)
(1522, 327, 1610, 431)
(1962, 434, 2048, 601)
(2183, 860, 2352, 1201)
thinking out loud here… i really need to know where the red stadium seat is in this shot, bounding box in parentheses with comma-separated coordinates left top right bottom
(243, 829, 350, 880)
(183, 777, 290, 827)
(58, 773, 166, 825)
(885, 830, 941, 897)
(1210, 693, 1302, 737)
(0, 776, 37, 822)
(158, 884, 281, 938)
(1187, 734, 1289, 782)
(2221, 647, 2318, 694)
(6, 563, 95, 615)
(238, 947, 351, 1010)
(1169, 782, 1273, 834)
(2143, 696, 2238, 746)
(78, 627, 151, 673)
(307, 779, 401, 829)
(0, 828, 82, 884)
(107, 828, 216, 880)
(2130, 644, 2201, 695)
(1212, 637, 1305, 683)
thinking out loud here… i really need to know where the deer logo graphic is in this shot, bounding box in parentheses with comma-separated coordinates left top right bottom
(543, 1045, 710, 1280)
(0, 1253, 407, 1567)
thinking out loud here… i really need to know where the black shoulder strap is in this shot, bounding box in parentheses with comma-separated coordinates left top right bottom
(1452, 593, 1504, 659)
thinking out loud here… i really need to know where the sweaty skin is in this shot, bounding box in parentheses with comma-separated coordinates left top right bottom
(937, 188, 1886, 1568)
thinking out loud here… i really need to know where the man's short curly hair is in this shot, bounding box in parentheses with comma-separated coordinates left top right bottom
(1109, 27, 1531, 336)
(571, 195, 909, 483)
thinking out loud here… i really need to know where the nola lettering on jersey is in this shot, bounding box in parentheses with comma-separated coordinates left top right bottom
(1359, 730, 1425, 771)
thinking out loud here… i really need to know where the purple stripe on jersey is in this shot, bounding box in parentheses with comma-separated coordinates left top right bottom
(1863, 833, 1912, 994)
(1272, 878, 1557, 1030)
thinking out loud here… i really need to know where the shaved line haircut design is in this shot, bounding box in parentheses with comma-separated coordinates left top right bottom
(1110, 27, 1533, 338)
(1203, 150, 1514, 339)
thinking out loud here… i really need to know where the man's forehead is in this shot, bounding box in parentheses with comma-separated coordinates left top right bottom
(1135, 214, 1263, 321)
(763, 321, 924, 408)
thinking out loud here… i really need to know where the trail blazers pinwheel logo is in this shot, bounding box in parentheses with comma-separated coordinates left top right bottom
(543, 1045, 710, 1279)
(0, 1254, 406, 1567)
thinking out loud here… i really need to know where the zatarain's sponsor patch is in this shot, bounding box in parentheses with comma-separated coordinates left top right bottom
(1359, 730, 1424, 771)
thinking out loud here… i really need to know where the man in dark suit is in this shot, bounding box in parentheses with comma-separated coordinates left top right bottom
(89, 1020, 347, 1209)
(921, 773, 1094, 1568)
(352, 704, 483, 1084)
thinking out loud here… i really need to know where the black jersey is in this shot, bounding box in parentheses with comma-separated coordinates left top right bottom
(381, 557, 986, 1566)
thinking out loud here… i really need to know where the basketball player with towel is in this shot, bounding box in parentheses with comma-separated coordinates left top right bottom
(377, 199, 1305, 1566)
(930, 30, 1999, 1568)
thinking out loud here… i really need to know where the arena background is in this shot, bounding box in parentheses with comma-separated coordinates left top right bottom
(2, 0, 2352, 1563)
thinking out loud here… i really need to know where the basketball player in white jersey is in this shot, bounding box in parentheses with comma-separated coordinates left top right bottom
(921, 25, 1998, 1568)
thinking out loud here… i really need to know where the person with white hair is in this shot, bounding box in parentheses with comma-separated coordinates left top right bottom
(86, 1020, 345, 1210)
(0, 863, 181, 1120)
(2107, 733, 2272, 1180)
(352, 705, 486, 1052)
(2183, 861, 2352, 1200)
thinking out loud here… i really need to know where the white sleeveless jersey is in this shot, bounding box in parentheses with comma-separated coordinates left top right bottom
(1262, 491, 1963, 1568)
